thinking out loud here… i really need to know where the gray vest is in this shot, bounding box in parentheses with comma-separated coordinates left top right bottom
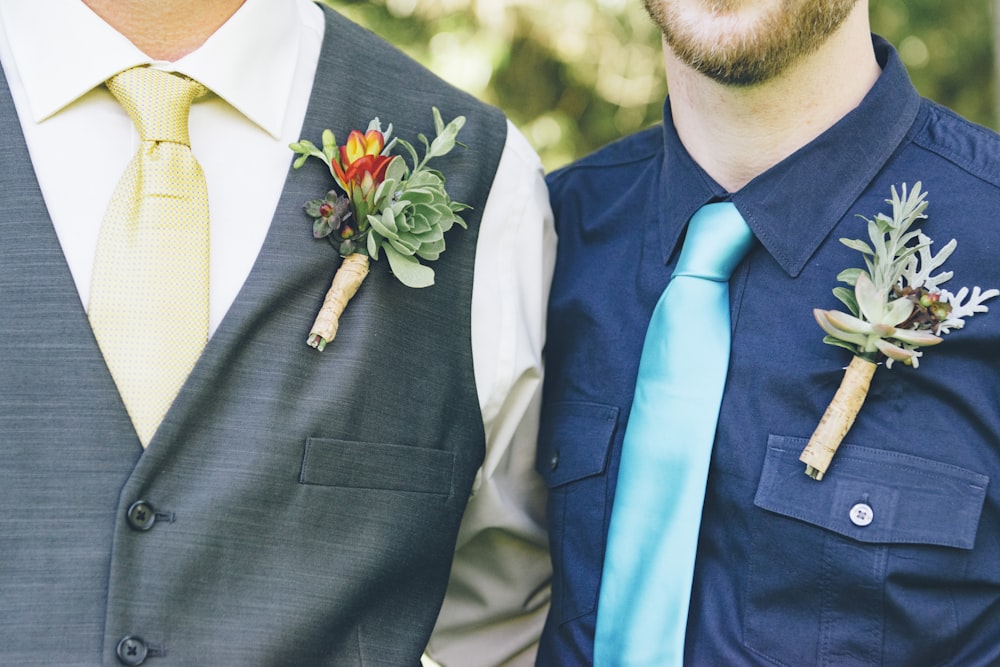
(0, 7, 506, 665)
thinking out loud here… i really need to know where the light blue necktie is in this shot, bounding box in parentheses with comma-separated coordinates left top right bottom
(594, 203, 754, 666)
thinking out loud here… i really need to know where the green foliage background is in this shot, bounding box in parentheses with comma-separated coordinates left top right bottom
(321, 0, 996, 171)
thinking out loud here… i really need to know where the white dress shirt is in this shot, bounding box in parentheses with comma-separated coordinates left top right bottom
(0, 1, 554, 664)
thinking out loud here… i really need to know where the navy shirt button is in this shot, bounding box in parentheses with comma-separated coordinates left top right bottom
(127, 500, 156, 531)
(550, 449, 560, 470)
(116, 636, 148, 666)
(849, 502, 874, 527)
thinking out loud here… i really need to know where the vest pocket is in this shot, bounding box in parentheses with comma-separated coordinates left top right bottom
(744, 435, 988, 666)
(537, 401, 619, 624)
(300, 437, 455, 496)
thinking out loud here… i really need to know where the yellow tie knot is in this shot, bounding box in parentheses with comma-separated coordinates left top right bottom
(106, 67, 208, 146)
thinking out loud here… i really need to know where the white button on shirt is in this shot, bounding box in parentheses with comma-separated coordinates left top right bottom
(850, 502, 875, 527)
(0, 1, 554, 664)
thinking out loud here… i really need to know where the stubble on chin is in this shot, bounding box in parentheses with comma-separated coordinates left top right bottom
(643, 0, 859, 87)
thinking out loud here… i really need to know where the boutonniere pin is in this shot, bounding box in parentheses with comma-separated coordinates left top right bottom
(290, 108, 468, 350)
(800, 182, 998, 479)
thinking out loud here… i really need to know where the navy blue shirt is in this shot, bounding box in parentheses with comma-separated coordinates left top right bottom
(538, 37, 1000, 666)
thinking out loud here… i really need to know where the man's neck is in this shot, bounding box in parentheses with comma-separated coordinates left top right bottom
(666, 3, 880, 193)
(81, 0, 246, 61)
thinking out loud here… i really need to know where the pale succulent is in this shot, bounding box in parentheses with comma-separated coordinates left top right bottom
(366, 154, 468, 288)
(363, 109, 469, 288)
(815, 182, 997, 368)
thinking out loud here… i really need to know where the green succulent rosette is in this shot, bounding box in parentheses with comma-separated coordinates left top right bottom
(365, 145, 469, 288)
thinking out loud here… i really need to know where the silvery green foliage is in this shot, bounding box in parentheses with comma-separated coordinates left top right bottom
(366, 109, 469, 288)
(816, 182, 996, 368)
(938, 286, 1000, 334)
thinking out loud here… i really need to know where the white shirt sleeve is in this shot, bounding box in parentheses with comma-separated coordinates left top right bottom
(426, 120, 556, 667)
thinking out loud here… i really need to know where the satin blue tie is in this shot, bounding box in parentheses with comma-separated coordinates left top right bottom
(594, 203, 754, 666)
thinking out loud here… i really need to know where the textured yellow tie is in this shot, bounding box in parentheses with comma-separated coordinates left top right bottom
(89, 67, 210, 448)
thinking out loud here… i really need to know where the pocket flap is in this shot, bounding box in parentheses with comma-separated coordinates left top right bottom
(537, 401, 619, 488)
(755, 435, 989, 549)
(301, 438, 455, 495)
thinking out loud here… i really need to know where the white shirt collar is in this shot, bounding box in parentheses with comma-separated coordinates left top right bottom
(0, 0, 302, 138)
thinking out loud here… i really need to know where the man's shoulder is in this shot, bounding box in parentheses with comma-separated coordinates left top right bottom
(316, 6, 503, 124)
(547, 125, 664, 191)
(911, 99, 1000, 190)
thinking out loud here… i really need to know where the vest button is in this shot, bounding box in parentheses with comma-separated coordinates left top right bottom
(116, 636, 148, 665)
(127, 500, 156, 531)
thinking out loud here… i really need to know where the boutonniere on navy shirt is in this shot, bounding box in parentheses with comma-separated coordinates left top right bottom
(290, 108, 468, 351)
(800, 182, 998, 480)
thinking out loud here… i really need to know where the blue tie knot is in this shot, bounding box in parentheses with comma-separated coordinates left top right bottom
(672, 202, 754, 281)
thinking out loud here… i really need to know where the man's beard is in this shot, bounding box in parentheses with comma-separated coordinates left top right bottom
(645, 0, 859, 86)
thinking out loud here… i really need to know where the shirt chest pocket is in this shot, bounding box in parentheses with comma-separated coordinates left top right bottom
(745, 435, 989, 667)
(536, 401, 619, 624)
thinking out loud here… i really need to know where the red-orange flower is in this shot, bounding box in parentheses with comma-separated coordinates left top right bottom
(331, 130, 394, 220)
(340, 129, 384, 166)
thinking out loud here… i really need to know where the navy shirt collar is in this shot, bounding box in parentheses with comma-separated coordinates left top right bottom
(659, 35, 921, 277)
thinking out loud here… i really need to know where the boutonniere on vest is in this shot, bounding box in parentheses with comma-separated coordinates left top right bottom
(801, 182, 998, 480)
(290, 108, 468, 350)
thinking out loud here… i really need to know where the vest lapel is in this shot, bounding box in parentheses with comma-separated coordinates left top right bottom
(0, 59, 143, 457)
(0, 63, 98, 354)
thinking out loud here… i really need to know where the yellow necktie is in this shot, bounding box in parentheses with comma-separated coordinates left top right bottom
(89, 67, 210, 448)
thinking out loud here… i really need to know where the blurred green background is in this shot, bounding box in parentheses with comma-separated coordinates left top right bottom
(321, 0, 996, 170)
